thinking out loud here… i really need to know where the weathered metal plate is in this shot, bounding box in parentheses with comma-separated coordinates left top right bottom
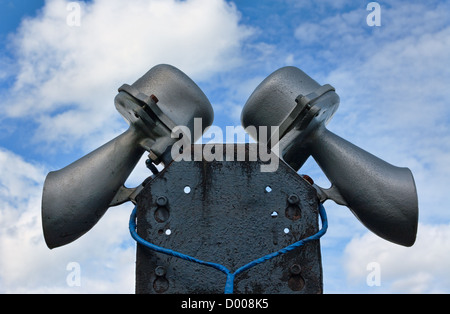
(135, 144, 322, 294)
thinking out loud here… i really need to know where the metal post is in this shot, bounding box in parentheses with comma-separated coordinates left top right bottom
(135, 144, 323, 294)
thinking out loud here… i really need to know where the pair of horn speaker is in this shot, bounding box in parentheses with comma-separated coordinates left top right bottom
(42, 64, 418, 250)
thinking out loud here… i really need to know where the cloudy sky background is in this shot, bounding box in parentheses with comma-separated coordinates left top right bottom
(1, 0, 449, 294)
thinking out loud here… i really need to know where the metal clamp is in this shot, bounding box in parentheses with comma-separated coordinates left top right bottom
(295, 84, 335, 108)
(276, 84, 336, 141)
(118, 83, 177, 131)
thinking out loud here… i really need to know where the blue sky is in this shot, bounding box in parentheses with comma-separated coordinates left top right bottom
(1, 0, 450, 294)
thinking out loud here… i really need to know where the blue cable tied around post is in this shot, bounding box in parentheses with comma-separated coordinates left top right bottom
(129, 202, 328, 294)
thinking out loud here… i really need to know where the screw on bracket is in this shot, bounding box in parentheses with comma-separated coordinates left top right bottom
(301, 174, 314, 185)
(289, 264, 302, 275)
(288, 264, 305, 291)
(155, 266, 167, 277)
(288, 194, 300, 205)
(156, 196, 168, 207)
(153, 266, 169, 293)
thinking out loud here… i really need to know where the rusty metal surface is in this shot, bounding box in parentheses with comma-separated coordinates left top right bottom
(135, 144, 323, 294)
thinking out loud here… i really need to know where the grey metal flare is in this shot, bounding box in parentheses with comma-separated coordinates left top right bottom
(42, 129, 144, 249)
(242, 66, 418, 247)
(42, 64, 214, 249)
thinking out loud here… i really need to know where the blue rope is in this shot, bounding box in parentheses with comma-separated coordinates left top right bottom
(129, 202, 328, 294)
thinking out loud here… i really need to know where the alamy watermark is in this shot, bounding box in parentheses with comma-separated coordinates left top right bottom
(67, 2, 81, 27)
(367, 2, 382, 27)
(366, 262, 381, 287)
(170, 119, 280, 173)
(65, 1, 382, 28)
(66, 262, 81, 287)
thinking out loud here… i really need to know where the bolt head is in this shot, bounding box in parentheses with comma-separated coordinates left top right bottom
(156, 196, 168, 207)
(290, 264, 302, 275)
(150, 94, 159, 103)
(288, 194, 300, 205)
(302, 174, 314, 185)
(155, 266, 166, 277)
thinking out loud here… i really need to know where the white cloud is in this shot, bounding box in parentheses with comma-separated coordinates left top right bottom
(343, 223, 450, 293)
(1, 0, 253, 152)
(0, 148, 45, 201)
(0, 147, 137, 293)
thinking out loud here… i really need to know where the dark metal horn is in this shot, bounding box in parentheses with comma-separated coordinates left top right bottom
(241, 66, 418, 247)
(42, 64, 214, 249)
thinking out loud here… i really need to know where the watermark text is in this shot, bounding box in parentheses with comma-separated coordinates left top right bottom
(67, 2, 81, 27)
(367, 2, 381, 27)
(366, 262, 381, 287)
(66, 262, 81, 287)
(171, 119, 280, 173)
